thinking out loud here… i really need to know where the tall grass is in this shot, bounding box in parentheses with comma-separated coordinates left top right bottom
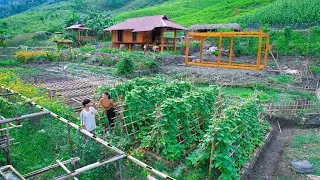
(240, 0, 320, 25)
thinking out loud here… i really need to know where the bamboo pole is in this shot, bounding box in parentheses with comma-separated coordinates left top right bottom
(174, 30, 177, 51)
(55, 154, 126, 180)
(0, 93, 15, 96)
(263, 35, 270, 68)
(229, 36, 234, 65)
(118, 101, 125, 136)
(208, 141, 216, 179)
(185, 32, 190, 64)
(67, 124, 75, 169)
(6, 123, 11, 165)
(126, 155, 174, 180)
(56, 160, 79, 180)
(217, 33, 223, 64)
(0, 124, 22, 131)
(23, 158, 80, 178)
(199, 37, 204, 63)
(77, 29, 81, 46)
(256, 32, 263, 69)
(0, 111, 50, 124)
(161, 28, 165, 52)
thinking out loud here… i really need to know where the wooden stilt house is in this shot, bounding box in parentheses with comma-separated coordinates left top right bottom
(104, 15, 185, 51)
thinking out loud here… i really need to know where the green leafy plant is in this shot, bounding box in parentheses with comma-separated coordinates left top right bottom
(80, 44, 96, 52)
(117, 54, 136, 75)
(310, 65, 320, 76)
(187, 95, 270, 179)
(266, 74, 295, 85)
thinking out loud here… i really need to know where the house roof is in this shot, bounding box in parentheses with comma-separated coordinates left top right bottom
(65, 24, 91, 30)
(189, 23, 241, 32)
(104, 15, 185, 32)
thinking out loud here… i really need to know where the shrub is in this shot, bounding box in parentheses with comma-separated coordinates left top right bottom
(117, 54, 135, 74)
(0, 59, 21, 67)
(101, 47, 121, 53)
(177, 41, 200, 48)
(14, 50, 57, 63)
(137, 58, 160, 73)
(310, 65, 320, 76)
(266, 74, 295, 85)
(80, 45, 96, 52)
(32, 32, 50, 41)
(97, 57, 117, 67)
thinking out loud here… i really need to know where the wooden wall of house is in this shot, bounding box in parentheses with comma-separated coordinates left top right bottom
(111, 30, 151, 44)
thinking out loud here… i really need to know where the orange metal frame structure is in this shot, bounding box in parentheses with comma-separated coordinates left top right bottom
(185, 32, 270, 71)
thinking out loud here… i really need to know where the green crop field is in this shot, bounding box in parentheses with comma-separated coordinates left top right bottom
(239, 0, 320, 25)
(116, 0, 275, 26)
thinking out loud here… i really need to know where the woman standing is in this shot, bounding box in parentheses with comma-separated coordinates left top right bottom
(97, 92, 116, 128)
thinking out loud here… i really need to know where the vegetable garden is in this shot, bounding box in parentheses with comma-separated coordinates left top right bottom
(0, 72, 174, 179)
(97, 77, 270, 179)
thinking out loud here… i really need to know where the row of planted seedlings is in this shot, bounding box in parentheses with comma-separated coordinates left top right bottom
(0, 71, 151, 179)
(96, 77, 271, 179)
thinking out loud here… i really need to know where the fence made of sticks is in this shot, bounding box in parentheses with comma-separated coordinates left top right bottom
(0, 86, 174, 180)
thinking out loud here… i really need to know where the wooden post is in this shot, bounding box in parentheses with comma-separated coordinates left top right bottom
(24, 158, 80, 178)
(77, 29, 81, 46)
(0, 124, 3, 136)
(129, 44, 132, 52)
(263, 34, 270, 68)
(6, 123, 11, 165)
(217, 33, 223, 64)
(161, 28, 165, 52)
(56, 160, 79, 180)
(208, 141, 216, 179)
(229, 36, 234, 65)
(256, 32, 263, 70)
(117, 99, 125, 137)
(173, 30, 177, 51)
(185, 32, 189, 64)
(56, 154, 127, 180)
(67, 124, 75, 170)
(199, 37, 204, 63)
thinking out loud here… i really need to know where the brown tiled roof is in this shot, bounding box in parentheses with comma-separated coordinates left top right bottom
(65, 24, 91, 30)
(104, 15, 185, 32)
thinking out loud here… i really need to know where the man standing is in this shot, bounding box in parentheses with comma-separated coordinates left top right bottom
(80, 99, 98, 135)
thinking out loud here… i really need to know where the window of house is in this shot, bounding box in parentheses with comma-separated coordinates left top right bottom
(118, 30, 123, 42)
(132, 32, 137, 42)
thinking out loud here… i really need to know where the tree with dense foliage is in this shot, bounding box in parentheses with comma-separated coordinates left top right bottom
(0, 0, 65, 18)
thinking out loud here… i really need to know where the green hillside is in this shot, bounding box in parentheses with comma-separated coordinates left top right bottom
(239, 0, 320, 25)
(1, 1, 74, 34)
(116, 0, 275, 26)
(0, 0, 171, 34)
(0, 0, 66, 18)
(1, 0, 320, 35)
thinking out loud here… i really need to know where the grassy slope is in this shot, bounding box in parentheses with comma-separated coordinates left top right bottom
(0, 0, 113, 34)
(0, 0, 171, 34)
(111, 0, 168, 14)
(239, 0, 320, 25)
(0, 1, 74, 34)
(115, 0, 275, 26)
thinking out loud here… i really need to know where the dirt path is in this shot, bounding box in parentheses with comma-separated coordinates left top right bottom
(247, 119, 319, 180)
